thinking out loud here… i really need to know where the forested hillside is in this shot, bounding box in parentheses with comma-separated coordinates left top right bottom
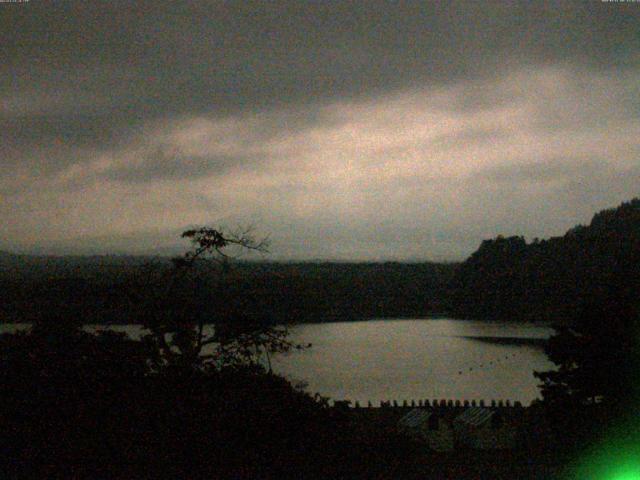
(0, 259, 455, 324)
(447, 198, 640, 323)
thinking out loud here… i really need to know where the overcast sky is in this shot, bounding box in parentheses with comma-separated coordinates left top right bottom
(1, 1, 639, 260)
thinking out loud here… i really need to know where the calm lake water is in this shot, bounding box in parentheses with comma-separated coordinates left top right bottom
(273, 319, 555, 406)
(0, 319, 554, 406)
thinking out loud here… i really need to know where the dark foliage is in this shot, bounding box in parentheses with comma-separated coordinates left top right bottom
(3, 201, 640, 477)
(0, 260, 455, 325)
(447, 198, 640, 323)
(0, 321, 433, 479)
(443, 199, 640, 462)
(535, 290, 639, 405)
(531, 277, 640, 449)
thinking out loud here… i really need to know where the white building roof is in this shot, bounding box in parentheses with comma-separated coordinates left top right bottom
(398, 408, 433, 428)
(454, 407, 494, 427)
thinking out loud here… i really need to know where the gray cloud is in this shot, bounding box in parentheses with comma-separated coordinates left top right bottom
(1, 1, 639, 259)
(429, 128, 510, 152)
(2, 2, 638, 153)
(477, 158, 607, 185)
(102, 149, 252, 183)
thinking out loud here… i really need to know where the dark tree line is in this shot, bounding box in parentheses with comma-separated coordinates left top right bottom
(447, 198, 640, 324)
(3, 198, 638, 328)
(461, 199, 640, 465)
(0, 258, 455, 325)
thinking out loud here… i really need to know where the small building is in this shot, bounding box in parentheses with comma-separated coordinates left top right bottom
(397, 409, 454, 452)
(453, 407, 517, 450)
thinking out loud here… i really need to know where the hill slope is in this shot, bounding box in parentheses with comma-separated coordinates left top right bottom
(447, 198, 640, 322)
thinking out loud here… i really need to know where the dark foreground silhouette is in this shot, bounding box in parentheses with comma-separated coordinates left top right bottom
(0, 321, 415, 479)
(0, 322, 569, 479)
(2, 316, 638, 479)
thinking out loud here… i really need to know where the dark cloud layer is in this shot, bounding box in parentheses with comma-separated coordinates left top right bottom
(103, 150, 251, 183)
(3, 1, 638, 154)
(1, 1, 639, 259)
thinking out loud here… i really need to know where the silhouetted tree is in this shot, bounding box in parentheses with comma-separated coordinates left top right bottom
(535, 286, 640, 408)
(130, 226, 307, 372)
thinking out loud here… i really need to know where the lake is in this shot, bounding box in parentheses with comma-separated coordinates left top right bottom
(273, 319, 555, 406)
(0, 319, 555, 406)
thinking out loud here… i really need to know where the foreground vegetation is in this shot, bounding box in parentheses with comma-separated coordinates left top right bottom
(0, 320, 420, 478)
(2, 316, 636, 479)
